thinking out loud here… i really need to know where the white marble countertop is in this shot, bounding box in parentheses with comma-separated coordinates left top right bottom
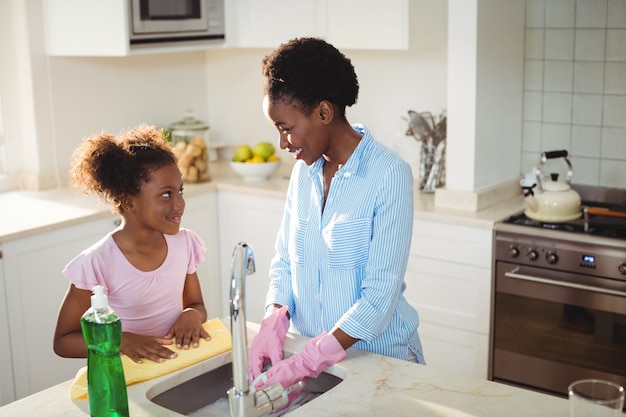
(0, 160, 523, 244)
(0, 320, 574, 417)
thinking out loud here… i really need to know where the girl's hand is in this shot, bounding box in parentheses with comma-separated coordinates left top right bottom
(121, 332, 177, 364)
(165, 308, 211, 350)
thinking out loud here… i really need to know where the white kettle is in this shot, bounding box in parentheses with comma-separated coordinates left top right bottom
(523, 150, 582, 223)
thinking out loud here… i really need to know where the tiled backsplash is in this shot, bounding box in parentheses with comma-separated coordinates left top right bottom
(522, 0, 626, 188)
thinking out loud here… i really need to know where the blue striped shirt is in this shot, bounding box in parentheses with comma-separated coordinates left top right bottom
(267, 125, 424, 363)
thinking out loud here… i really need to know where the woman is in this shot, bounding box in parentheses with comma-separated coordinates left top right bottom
(249, 38, 424, 400)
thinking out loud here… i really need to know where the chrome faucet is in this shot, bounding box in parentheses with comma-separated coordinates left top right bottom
(228, 242, 299, 417)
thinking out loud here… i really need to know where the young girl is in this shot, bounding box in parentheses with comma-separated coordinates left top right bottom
(53, 124, 210, 364)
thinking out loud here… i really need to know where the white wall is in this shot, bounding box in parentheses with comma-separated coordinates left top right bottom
(48, 52, 209, 183)
(204, 47, 447, 169)
(446, 0, 525, 195)
(0, 0, 50, 191)
(45, 45, 446, 183)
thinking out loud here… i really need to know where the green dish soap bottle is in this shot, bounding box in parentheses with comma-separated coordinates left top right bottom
(81, 285, 130, 417)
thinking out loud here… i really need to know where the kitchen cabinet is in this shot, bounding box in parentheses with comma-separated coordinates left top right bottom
(44, 0, 226, 56)
(180, 192, 221, 319)
(44, 0, 414, 56)
(231, 0, 318, 48)
(2, 215, 119, 401)
(216, 191, 284, 324)
(232, 0, 410, 50)
(404, 219, 492, 378)
(0, 253, 16, 406)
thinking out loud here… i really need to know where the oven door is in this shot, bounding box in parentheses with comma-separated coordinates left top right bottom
(491, 261, 626, 397)
(132, 0, 209, 33)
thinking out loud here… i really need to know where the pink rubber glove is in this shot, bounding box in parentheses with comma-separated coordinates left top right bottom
(247, 305, 290, 384)
(251, 332, 346, 409)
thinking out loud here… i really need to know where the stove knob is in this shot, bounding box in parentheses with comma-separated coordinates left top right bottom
(546, 251, 559, 264)
(527, 249, 539, 261)
(619, 263, 626, 275)
(508, 246, 520, 258)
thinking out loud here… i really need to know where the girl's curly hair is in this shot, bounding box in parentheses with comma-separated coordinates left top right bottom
(261, 37, 359, 116)
(70, 124, 177, 213)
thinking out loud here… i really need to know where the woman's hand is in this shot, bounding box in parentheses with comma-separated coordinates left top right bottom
(164, 308, 210, 350)
(120, 332, 178, 364)
(248, 305, 290, 384)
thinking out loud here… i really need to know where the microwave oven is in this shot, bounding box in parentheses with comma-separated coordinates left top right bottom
(129, 0, 225, 45)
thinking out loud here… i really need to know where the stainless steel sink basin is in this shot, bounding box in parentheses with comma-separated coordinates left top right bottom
(148, 361, 343, 416)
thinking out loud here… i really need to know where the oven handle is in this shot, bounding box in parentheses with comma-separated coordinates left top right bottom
(505, 268, 626, 297)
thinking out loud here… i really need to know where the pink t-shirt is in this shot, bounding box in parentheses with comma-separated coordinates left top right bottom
(63, 228, 206, 337)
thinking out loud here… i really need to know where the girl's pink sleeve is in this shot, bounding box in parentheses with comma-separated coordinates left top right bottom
(62, 251, 107, 293)
(184, 229, 207, 274)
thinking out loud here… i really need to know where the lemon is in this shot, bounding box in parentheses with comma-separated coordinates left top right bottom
(252, 142, 275, 160)
(233, 145, 253, 162)
(246, 155, 265, 163)
(267, 155, 280, 162)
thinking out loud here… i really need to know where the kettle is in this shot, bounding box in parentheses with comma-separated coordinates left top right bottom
(523, 150, 582, 223)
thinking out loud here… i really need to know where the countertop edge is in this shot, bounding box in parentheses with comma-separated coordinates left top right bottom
(0, 160, 524, 243)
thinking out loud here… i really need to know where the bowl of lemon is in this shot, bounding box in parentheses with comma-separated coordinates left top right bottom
(230, 142, 281, 181)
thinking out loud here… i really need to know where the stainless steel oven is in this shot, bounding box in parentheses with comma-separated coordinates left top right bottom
(489, 185, 626, 400)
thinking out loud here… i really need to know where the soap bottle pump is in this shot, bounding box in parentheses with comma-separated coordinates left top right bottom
(80, 285, 129, 417)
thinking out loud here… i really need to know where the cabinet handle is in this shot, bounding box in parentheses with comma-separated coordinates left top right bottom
(505, 268, 626, 297)
(114, 219, 121, 227)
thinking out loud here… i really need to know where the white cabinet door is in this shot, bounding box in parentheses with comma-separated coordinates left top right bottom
(419, 322, 489, 379)
(181, 192, 222, 319)
(217, 191, 285, 324)
(45, 0, 131, 56)
(0, 252, 16, 406)
(232, 0, 409, 50)
(404, 219, 493, 378)
(2, 216, 119, 400)
(44, 0, 225, 56)
(324, 0, 408, 50)
(231, 0, 319, 48)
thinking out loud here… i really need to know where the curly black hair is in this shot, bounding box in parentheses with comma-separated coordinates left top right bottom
(70, 124, 177, 214)
(261, 37, 359, 116)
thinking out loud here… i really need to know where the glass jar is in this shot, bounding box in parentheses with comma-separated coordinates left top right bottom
(169, 110, 210, 182)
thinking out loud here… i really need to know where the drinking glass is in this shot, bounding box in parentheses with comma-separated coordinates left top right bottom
(568, 379, 624, 417)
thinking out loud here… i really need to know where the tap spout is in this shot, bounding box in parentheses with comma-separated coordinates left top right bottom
(228, 242, 292, 417)
(230, 242, 255, 397)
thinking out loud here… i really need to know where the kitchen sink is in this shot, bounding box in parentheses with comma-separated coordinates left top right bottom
(148, 360, 344, 416)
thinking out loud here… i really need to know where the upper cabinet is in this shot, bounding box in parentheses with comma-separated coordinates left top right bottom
(325, 0, 409, 50)
(231, 0, 409, 50)
(44, 0, 227, 57)
(44, 0, 426, 56)
(229, 0, 320, 48)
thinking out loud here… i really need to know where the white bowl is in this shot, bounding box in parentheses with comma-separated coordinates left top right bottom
(229, 160, 280, 181)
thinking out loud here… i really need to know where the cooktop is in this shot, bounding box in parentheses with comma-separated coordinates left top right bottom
(503, 210, 626, 240)
(500, 184, 626, 241)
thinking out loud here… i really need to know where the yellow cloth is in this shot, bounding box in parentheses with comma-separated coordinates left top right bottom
(69, 318, 231, 400)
